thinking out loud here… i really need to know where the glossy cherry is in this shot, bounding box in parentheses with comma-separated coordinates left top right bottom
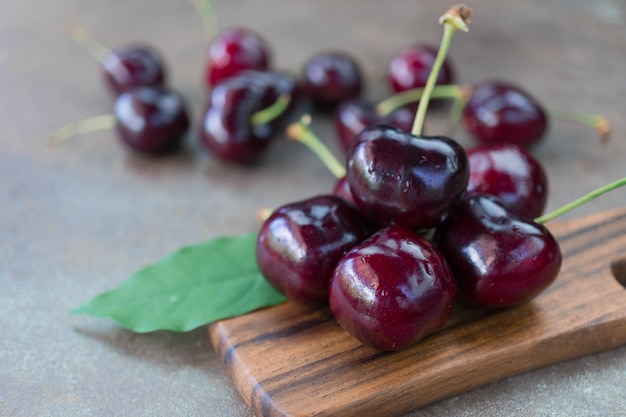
(329, 226, 456, 351)
(205, 27, 271, 88)
(435, 194, 562, 309)
(346, 124, 469, 229)
(466, 143, 548, 218)
(114, 87, 189, 154)
(388, 44, 454, 94)
(98, 44, 167, 97)
(462, 80, 548, 147)
(332, 176, 356, 206)
(302, 51, 363, 110)
(256, 195, 374, 305)
(200, 70, 299, 163)
(334, 99, 414, 153)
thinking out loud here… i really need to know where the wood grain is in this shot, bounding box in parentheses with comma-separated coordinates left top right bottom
(209, 207, 626, 417)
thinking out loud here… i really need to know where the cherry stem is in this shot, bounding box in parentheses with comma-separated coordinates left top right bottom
(547, 108, 611, 143)
(250, 94, 292, 126)
(257, 207, 273, 222)
(535, 177, 626, 224)
(67, 24, 110, 62)
(411, 4, 471, 136)
(49, 114, 116, 145)
(286, 115, 346, 179)
(375, 84, 464, 116)
(445, 85, 473, 136)
(189, 0, 219, 40)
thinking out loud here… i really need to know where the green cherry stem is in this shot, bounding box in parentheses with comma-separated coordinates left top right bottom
(535, 177, 626, 224)
(49, 114, 116, 145)
(189, 0, 219, 40)
(375, 84, 465, 116)
(445, 86, 473, 136)
(286, 115, 346, 179)
(257, 207, 273, 222)
(547, 108, 611, 143)
(250, 94, 292, 126)
(412, 4, 472, 136)
(67, 24, 110, 61)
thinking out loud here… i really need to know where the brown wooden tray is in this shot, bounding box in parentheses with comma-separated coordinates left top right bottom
(209, 207, 626, 417)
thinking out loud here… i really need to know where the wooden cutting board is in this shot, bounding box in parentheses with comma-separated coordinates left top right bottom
(209, 207, 626, 417)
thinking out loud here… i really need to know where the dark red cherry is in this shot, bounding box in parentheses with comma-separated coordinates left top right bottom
(466, 143, 548, 218)
(388, 44, 454, 94)
(114, 87, 189, 154)
(346, 124, 469, 229)
(434, 194, 562, 309)
(200, 70, 299, 163)
(329, 226, 456, 351)
(332, 176, 356, 206)
(256, 195, 374, 305)
(101, 44, 166, 96)
(334, 99, 414, 153)
(302, 51, 363, 110)
(462, 80, 548, 147)
(205, 27, 271, 88)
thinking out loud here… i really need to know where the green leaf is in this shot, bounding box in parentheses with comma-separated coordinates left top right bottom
(71, 233, 286, 333)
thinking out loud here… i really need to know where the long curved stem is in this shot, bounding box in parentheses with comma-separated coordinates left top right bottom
(250, 94, 291, 126)
(411, 4, 471, 136)
(547, 108, 611, 143)
(189, 0, 219, 40)
(445, 85, 473, 136)
(412, 24, 457, 136)
(50, 114, 116, 144)
(535, 177, 626, 224)
(286, 115, 346, 179)
(375, 85, 464, 116)
(67, 24, 110, 62)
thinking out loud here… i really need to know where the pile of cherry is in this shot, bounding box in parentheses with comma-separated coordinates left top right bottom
(60, 5, 613, 351)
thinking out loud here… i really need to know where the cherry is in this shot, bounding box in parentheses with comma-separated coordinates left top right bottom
(346, 124, 469, 229)
(50, 86, 190, 155)
(114, 87, 190, 154)
(256, 195, 374, 305)
(435, 194, 562, 309)
(329, 226, 456, 351)
(466, 143, 548, 218)
(462, 80, 548, 147)
(334, 99, 414, 153)
(388, 44, 454, 94)
(101, 44, 167, 96)
(205, 27, 271, 88)
(200, 70, 299, 163)
(67, 25, 168, 97)
(302, 51, 363, 110)
(343, 6, 471, 230)
(332, 176, 356, 206)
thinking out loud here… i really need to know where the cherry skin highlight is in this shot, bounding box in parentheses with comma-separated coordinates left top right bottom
(434, 194, 562, 309)
(302, 51, 363, 110)
(329, 226, 456, 351)
(388, 44, 454, 93)
(462, 80, 548, 147)
(200, 70, 299, 163)
(334, 99, 414, 153)
(114, 87, 189, 154)
(205, 27, 271, 88)
(346, 124, 469, 229)
(466, 143, 548, 218)
(101, 44, 166, 96)
(256, 195, 375, 305)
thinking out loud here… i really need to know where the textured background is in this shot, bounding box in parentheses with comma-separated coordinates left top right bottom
(2, 0, 626, 416)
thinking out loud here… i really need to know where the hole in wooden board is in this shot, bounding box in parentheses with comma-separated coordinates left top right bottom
(611, 256, 626, 289)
